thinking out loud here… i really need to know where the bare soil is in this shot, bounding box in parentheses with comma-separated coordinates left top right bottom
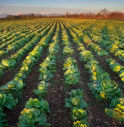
(1, 21, 124, 127)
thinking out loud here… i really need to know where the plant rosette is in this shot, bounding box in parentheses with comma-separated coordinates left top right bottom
(105, 98, 124, 121)
(18, 108, 50, 127)
(73, 119, 89, 127)
(71, 108, 87, 121)
(65, 96, 87, 109)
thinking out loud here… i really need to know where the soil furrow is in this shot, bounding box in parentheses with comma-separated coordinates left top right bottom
(63, 22, 124, 127)
(93, 41, 124, 67)
(83, 42, 124, 92)
(45, 21, 72, 127)
(4, 22, 57, 127)
(0, 22, 54, 87)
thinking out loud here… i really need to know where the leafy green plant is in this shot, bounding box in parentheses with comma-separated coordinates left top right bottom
(69, 89, 83, 97)
(18, 98, 50, 127)
(65, 96, 87, 109)
(25, 98, 50, 113)
(88, 79, 121, 101)
(0, 50, 8, 57)
(39, 55, 56, 81)
(63, 45, 74, 56)
(33, 81, 49, 99)
(80, 50, 93, 62)
(73, 119, 89, 127)
(63, 57, 80, 85)
(89, 43, 108, 56)
(1, 58, 17, 68)
(64, 71, 80, 85)
(107, 59, 124, 82)
(83, 35, 91, 44)
(65, 89, 87, 109)
(0, 69, 4, 77)
(65, 89, 89, 126)
(49, 41, 59, 54)
(0, 93, 18, 110)
(105, 98, 124, 121)
(18, 108, 50, 127)
(63, 57, 77, 70)
(0, 79, 25, 93)
(0, 109, 8, 127)
(71, 108, 87, 121)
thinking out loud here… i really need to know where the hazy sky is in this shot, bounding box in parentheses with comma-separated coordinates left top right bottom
(0, 0, 124, 14)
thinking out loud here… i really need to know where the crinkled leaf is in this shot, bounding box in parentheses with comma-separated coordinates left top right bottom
(5, 93, 18, 110)
(0, 109, 8, 127)
(105, 108, 124, 121)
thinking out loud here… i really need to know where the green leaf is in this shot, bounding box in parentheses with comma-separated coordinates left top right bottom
(73, 119, 89, 127)
(109, 98, 120, 107)
(18, 108, 50, 127)
(105, 108, 124, 121)
(5, 93, 18, 110)
(25, 98, 41, 109)
(0, 93, 6, 108)
(0, 109, 8, 127)
(33, 81, 48, 99)
(71, 108, 87, 121)
(38, 113, 47, 125)
(42, 122, 51, 127)
(65, 96, 87, 109)
(0, 93, 18, 110)
(1, 58, 17, 68)
(16, 80, 24, 90)
(65, 98, 73, 108)
(69, 89, 83, 97)
(25, 98, 50, 113)
(18, 108, 41, 127)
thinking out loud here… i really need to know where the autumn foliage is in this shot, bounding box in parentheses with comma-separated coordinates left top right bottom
(2, 9, 124, 20)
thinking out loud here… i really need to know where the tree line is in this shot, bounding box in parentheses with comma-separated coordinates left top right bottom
(3, 9, 124, 20)
(65, 9, 124, 19)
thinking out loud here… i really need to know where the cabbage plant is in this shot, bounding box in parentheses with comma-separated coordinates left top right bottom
(105, 98, 124, 121)
(0, 109, 8, 127)
(18, 108, 50, 127)
(73, 119, 89, 127)
(0, 93, 18, 110)
(33, 81, 48, 99)
(25, 98, 50, 113)
(71, 108, 87, 121)
(88, 80, 121, 101)
(65, 89, 87, 109)
(1, 58, 17, 68)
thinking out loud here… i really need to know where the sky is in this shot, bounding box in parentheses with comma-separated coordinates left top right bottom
(0, 0, 124, 15)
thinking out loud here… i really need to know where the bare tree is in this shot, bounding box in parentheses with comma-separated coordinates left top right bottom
(31, 13, 34, 18)
(99, 8, 110, 16)
(65, 12, 70, 17)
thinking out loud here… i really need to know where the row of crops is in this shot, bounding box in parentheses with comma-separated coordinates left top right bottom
(0, 18, 124, 127)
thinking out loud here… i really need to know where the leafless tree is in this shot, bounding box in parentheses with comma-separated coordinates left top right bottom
(65, 12, 70, 17)
(99, 8, 110, 16)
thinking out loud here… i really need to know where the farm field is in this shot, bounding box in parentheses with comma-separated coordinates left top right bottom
(0, 18, 124, 127)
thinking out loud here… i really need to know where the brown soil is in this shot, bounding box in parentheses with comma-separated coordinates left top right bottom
(0, 55, 26, 87)
(1, 20, 124, 127)
(0, 41, 40, 87)
(63, 22, 124, 127)
(3, 23, 57, 127)
(0, 23, 53, 86)
(4, 46, 49, 127)
(83, 42, 124, 92)
(45, 23, 72, 127)
(92, 41, 124, 67)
